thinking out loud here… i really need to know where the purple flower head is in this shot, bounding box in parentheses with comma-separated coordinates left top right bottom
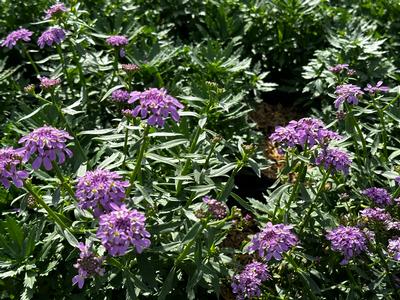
(202, 196, 227, 219)
(248, 222, 298, 261)
(270, 118, 341, 151)
(39, 77, 61, 90)
(362, 187, 392, 207)
(1, 28, 33, 49)
(128, 88, 184, 127)
(37, 27, 66, 48)
(96, 205, 151, 256)
(106, 35, 128, 47)
(326, 225, 369, 264)
(0, 147, 28, 189)
(364, 81, 390, 94)
(72, 242, 105, 289)
(385, 220, 400, 231)
(111, 89, 130, 102)
(76, 169, 129, 217)
(44, 2, 68, 19)
(122, 64, 139, 73)
(347, 69, 356, 76)
(388, 238, 400, 261)
(315, 148, 351, 175)
(19, 125, 73, 170)
(328, 64, 349, 73)
(395, 177, 400, 185)
(231, 261, 271, 300)
(360, 207, 391, 222)
(334, 84, 364, 109)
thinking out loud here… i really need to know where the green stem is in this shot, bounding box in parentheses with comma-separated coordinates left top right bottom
(22, 46, 40, 77)
(375, 243, 400, 296)
(371, 96, 388, 160)
(347, 105, 367, 162)
(122, 124, 130, 167)
(24, 182, 68, 229)
(217, 163, 242, 202)
(298, 169, 330, 234)
(71, 46, 87, 100)
(52, 162, 77, 201)
(284, 159, 307, 223)
(56, 45, 73, 96)
(126, 125, 150, 195)
(383, 93, 400, 111)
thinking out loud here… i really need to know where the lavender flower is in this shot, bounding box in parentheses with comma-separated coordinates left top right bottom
(328, 64, 349, 73)
(315, 148, 351, 174)
(248, 222, 298, 261)
(1, 28, 33, 48)
(0, 148, 28, 189)
(122, 64, 139, 73)
(270, 118, 341, 151)
(106, 35, 128, 47)
(362, 187, 392, 207)
(127, 88, 184, 127)
(44, 2, 68, 19)
(40, 77, 61, 90)
(347, 69, 356, 76)
(360, 207, 391, 222)
(203, 196, 227, 219)
(364, 81, 390, 94)
(388, 238, 400, 261)
(386, 220, 400, 231)
(37, 27, 66, 48)
(326, 226, 369, 264)
(75, 169, 129, 217)
(111, 89, 130, 102)
(72, 242, 105, 289)
(231, 261, 271, 300)
(395, 176, 400, 185)
(96, 205, 151, 256)
(334, 84, 364, 109)
(19, 125, 73, 170)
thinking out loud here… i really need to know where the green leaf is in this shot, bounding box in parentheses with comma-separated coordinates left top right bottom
(63, 229, 79, 247)
(158, 266, 176, 300)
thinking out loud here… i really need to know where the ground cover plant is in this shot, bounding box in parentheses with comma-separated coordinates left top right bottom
(1, 1, 400, 299)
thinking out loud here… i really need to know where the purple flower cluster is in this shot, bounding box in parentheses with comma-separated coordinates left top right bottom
(40, 77, 61, 90)
(231, 261, 271, 300)
(328, 64, 349, 73)
(248, 222, 298, 261)
(203, 196, 227, 219)
(19, 125, 73, 170)
(72, 243, 105, 289)
(75, 169, 129, 217)
(37, 27, 66, 48)
(362, 187, 392, 207)
(388, 238, 400, 261)
(44, 2, 68, 19)
(360, 207, 391, 222)
(1, 28, 33, 49)
(270, 118, 341, 151)
(96, 205, 151, 256)
(364, 81, 389, 94)
(121, 64, 139, 73)
(334, 84, 364, 109)
(326, 226, 369, 264)
(0, 148, 29, 189)
(127, 88, 184, 127)
(315, 148, 352, 174)
(106, 35, 128, 47)
(111, 89, 130, 102)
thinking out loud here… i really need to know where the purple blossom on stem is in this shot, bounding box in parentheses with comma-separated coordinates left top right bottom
(328, 64, 349, 73)
(0, 147, 28, 189)
(334, 84, 364, 109)
(72, 242, 105, 289)
(395, 177, 400, 185)
(203, 196, 227, 219)
(385, 220, 400, 231)
(231, 261, 271, 300)
(19, 125, 73, 170)
(1, 28, 33, 48)
(248, 222, 298, 261)
(39, 77, 61, 90)
(127, 88, 184, 127)
(37, 27, 66, 48)
(360, 207, 391, 222)
(326, 226, 369, 264)
(75, 169, 129, 217)
(269, 118, 341, 151)
(111, 89, 130, 102)
(364, 81, 390, 94)
(388, 238, 400, 261)
(362, 187, 392, 207)
(96, 205, 151, 256)
(44, 2, 68, 19)
(315, 148, 351, 175)
(106, 35, 128, 47)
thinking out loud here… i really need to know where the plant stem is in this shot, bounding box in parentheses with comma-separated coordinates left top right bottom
(126, 125, 150, 195)
(56, 45, 73, 98)
(71, 46, 87, 100)
(347, 105, 367, 163)
(298, 169, 330, 234)
(371, 96, 388, 160)
(122, 123, 130, 167)
(22, 46, 40, 77)
(24, 182, 68, 229)
(52, 161, 77, 201)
